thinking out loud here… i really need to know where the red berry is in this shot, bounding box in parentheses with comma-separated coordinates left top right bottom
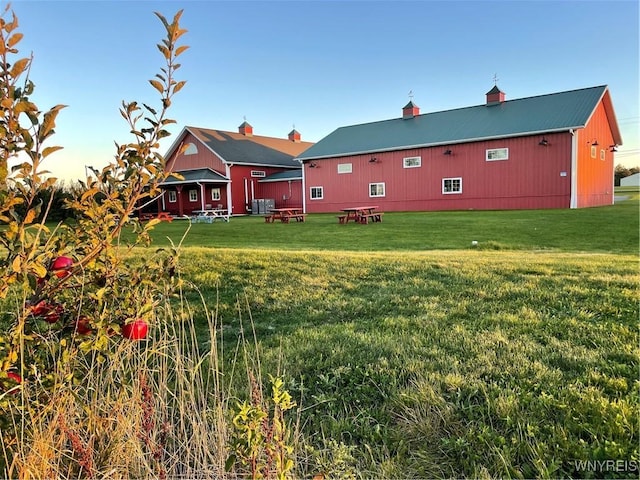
(121, 319, 148, 340)
(51, 256, 73, 279)
(32, 302, 64, 323)
(31, 300, 52, 316)
(2, 371, 22, 395)
(75, 316, 93, 335)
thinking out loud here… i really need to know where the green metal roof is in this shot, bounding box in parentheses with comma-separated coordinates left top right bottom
(160, 168, 229, 185)
(296, 85, 617, 160)
(259, 170, 302, 182)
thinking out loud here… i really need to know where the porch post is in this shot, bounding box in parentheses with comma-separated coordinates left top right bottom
(176, 185, 184, 216)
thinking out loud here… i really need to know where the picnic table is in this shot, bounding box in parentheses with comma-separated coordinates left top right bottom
(140, 211, 173, 222)
(338, 206, 383, 224)
(192, 208, 230, 223)
(265, 207, 306, 223)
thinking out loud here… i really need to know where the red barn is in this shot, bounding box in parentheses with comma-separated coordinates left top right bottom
(296, 85, 623, 213)
(159, 123, 313, 216)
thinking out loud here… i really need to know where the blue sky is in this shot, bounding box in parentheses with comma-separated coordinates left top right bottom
(8, 0, 640, 181)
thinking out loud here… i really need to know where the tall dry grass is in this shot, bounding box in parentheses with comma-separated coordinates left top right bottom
(1, 288, 235, 479)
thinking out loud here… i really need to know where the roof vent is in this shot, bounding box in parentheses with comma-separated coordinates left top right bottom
(486, 85, 506, 106)
(238, 120, 253, 136)
(402, 100, 420, 119)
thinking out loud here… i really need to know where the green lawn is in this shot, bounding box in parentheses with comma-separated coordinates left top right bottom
(6, 198, 637, 478)
(128, 196, 639, 255)
(142, 197, 638, 478)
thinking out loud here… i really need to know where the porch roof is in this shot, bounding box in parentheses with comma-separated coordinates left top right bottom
(258, 170, 302, 183)
(161, 168, 229, 186)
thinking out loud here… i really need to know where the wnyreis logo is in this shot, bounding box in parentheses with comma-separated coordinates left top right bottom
(572, 459, 638, 474)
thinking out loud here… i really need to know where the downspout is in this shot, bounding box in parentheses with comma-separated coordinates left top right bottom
(226, 163, 233, 214)
(299, 159, 306, 213)
(570, 129, 578, 209)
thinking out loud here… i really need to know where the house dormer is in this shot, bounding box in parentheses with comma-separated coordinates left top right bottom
(486, 85, 506, 106)
(402, 100, 420, 119)
(238, 120, 253, 136)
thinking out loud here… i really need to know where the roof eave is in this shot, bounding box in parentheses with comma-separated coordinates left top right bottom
(602, 89, 623, 146)
(185, 126, 233, 165)
(230, 162, 301, 169)
(258, 177, 302, 183)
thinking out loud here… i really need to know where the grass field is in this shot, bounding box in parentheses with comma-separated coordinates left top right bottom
(4, 194, 638, 478)
(125, 192, 639, 255)
(128, 195, 638, 478)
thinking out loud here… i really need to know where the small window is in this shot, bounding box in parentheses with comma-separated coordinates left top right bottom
(369, 182, 385, 197)
(442, 177, 462, 194)
(251, 170, 266, 178)
(403, 156, 421, 168)
(486, 148, 509, 161)
(184, 143, 198, 155)
(189, 189, 198, 202)
(168, 191, 177, 203)
(211, 188, 221, 201)
(337, 163, 352, 174)
(310, 186, 323, 200)
(600, 149, 605, 161)
(591, 146, 597, 158)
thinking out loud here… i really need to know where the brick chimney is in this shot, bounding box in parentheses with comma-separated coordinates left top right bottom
(238, 120, 253, 136)
(486, 85, 506, 106)
(288, 128, 301, 142)
(402, 100, 420, 119)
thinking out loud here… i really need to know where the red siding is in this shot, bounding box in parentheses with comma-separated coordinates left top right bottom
(305, 132, 573, 213)
(258, 180, 303, 209)
(166, 132, 226, 174)
(575, 102, 615, 208)
(229, 165, 302, 214)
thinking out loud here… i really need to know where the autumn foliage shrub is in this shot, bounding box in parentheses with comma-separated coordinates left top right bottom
(0, 5, 211, 477)
(0, 5, 299, 478)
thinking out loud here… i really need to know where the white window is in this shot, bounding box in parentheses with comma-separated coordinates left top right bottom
(184, 142, 198, 155)
(168, 191, 177, 203)
(189, 189, 198, 202)
(251, 170, 266, 177)
(486, 148, 509, 161)
(369, 182, 385, 197)
(403, 156, 421, 168)
(442, 177, 462, 194)
(337, 163, 352, 174)
(310, 186, 323, 200)
(591, 146, 597, 158)
(600, 149, 605, 161)
(211, 188, 221, 201)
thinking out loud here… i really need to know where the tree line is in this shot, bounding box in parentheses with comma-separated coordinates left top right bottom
(615, 164, 639, 186)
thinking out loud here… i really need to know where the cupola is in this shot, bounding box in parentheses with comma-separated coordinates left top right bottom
(402, 100, 420, 119)
(486, 85, 506, 106)
(238, 120, 253, 136)
(288, 128, 301, 142)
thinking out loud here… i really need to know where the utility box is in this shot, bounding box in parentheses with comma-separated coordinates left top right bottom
(251, 199, 275, 214)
